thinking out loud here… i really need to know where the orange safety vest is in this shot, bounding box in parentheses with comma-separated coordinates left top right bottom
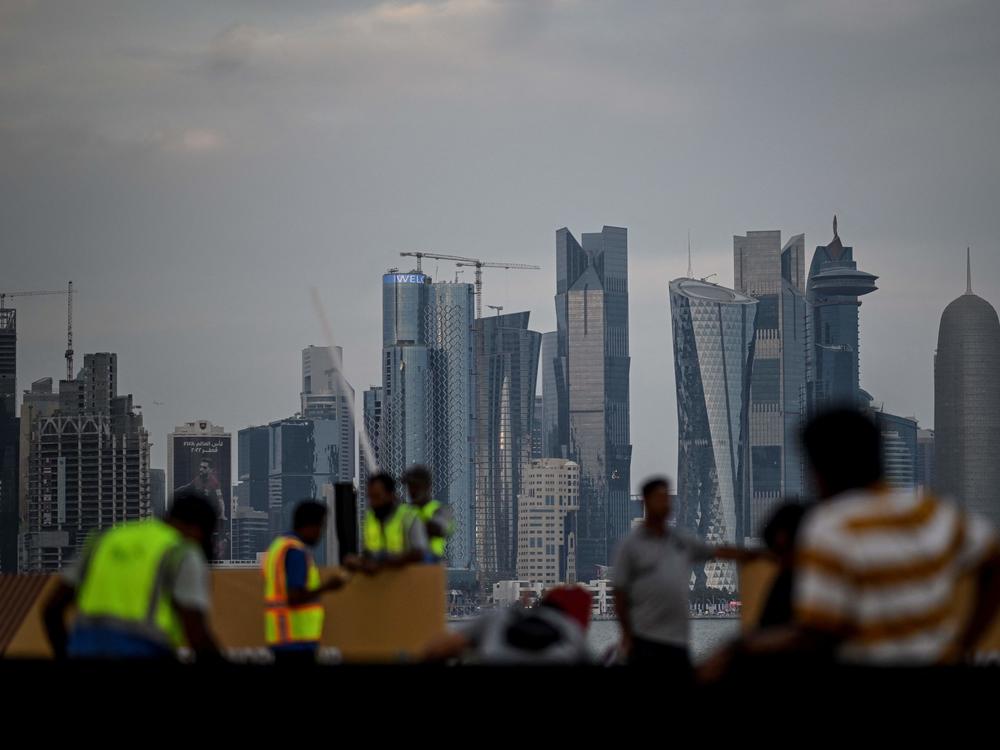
(262, 535, 324, 647)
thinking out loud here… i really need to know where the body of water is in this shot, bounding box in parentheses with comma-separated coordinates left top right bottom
(587, 618, 741, 663)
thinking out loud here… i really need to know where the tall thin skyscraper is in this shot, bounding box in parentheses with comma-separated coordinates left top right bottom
(379, 271, 475, 569)
(22, 353, 150, 572)
(670, 278, 757, 592)
(0, 308, 18, 571)
(552, 226, 631, 581)
(934, 251, 1000, 526)
(540, 331, 561, 459)
(807, 217, 878, 411)
(474, 311, 541, 584)
(357, 385, 383, 520)
(734, 229, 808, 536)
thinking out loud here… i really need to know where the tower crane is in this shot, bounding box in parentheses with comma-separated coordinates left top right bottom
(399, 252, 540, 319)
(0, 282, 75, 378)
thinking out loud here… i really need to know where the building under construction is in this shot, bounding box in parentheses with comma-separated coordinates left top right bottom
(20, 353, 150, 572)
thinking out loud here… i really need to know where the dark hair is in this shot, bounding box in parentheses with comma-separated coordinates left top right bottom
(641, 477, 670, 499)
(293, 500, 328, 530)
(199, 457, 213, 466)
(802, 409, 883, 496)
(367, 472, 396, 495)
(761, 503, 806, 551)
(402, 465, 431, 486)
(167, 488, 218, 555)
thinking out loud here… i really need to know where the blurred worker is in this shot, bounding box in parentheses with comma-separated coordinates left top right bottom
(43, 489, 221, 661)
(262, 500, 351, 665)
(423, 585, 593, 665)
(613, 477, 761, 676)
(704, 409, 1000, 676)
(403, 465, 453, 562)
(344, 472, 427, 574)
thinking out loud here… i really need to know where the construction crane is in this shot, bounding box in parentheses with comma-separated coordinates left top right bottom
(487, 304, 504, 317)
(399, 251, 540, 319)
(0, 282, 75, 379)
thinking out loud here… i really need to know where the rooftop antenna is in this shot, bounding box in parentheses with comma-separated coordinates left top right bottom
(687, 230, 693, 278)
(967, 247, 973, 295)
(65, 281, 74, 380)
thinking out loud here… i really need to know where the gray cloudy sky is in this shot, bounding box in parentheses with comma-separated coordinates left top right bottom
(2, 0, 999, 484)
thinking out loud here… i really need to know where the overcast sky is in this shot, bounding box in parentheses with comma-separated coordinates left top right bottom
(2, 0, 999, 485)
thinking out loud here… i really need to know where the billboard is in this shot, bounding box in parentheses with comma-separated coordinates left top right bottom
(172, 433, 231, 521)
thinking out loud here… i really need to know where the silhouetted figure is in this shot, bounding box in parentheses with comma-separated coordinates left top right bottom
(757, 503, 807, 629)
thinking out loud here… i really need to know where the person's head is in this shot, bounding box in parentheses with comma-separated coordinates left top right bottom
(402, 465, 432, 505)
(366, 472, 398, 518)
(762, 503, 807, 562)
(641, 477, 672, 525)
(167, 488, 218, 560)
(293, 500, 328, 547)
(540, 585, 593, 632)
(198, 458, 212, 477)
(802, 409, 883, 500)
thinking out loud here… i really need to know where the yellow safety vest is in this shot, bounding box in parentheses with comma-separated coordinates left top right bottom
(363, 504, 417, 555)
(75, 519, 192, 649)
(262, 535, 324, 647)
(418, 500, 448, 559)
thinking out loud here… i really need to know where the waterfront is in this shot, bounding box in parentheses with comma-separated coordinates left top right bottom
(587, 618, 741, 663)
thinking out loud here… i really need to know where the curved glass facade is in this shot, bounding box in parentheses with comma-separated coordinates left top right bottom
(670, 278, 757, 593)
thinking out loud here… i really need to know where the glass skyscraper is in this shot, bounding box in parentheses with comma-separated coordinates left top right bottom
(734, 230, 809, 537)
(474, 311, 541, 584)
(0, 308, 18, 571)
(934, 253, 1000, 526)
(669, 278, 757, 593)
(551, 226, 631, 581)
(379, 271, 476, 569)
(806, 217, 878, 411)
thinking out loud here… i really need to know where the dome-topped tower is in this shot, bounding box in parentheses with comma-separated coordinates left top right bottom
(934, 249, 1000, 525)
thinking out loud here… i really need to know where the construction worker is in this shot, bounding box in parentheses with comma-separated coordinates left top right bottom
(344, 472, 427, 574)
(403, 465, 453, 562)
(263, 500, 351, 665)
(43, 489, 221, 661)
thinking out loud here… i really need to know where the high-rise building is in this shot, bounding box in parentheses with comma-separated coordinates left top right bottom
(231, 506, 270, 562)
(357, 385, 383, 520)
(237, 424, 270, 513)
(516, 458, 579, 585)
(149, 468, 166, 518)
(807, 217, 879, 411)
(934, 252, 1000, 525)
(22, 353, 150, 572)
(540, 331, 561, 459)
(873, 409, 918, 492)
(474, 311, 541, 584)
(531, 395, 544, 460)
(734, 229, 809, 535)
(301, 345, 349, 419)
(551, 226, 631, 582)
(425, 282, 476, 569)
(670, 278, 757, 592)
(0, 309, 18, 571)
(379, 271, 475, 569)
(916, 429, 935, 493)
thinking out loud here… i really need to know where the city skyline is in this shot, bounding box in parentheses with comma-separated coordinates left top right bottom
(3, 1, 1000, 496)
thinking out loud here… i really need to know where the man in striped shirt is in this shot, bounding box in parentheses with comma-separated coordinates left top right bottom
(792, 409, 1000, 664)
(703, 409, 1000, 675)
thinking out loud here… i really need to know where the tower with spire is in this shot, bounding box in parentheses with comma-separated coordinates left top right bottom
(806, 215, 879, 412)
(935, 248, 1000, 525)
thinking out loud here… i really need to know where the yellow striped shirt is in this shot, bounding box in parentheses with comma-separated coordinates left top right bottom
(793, 489, 997, 664)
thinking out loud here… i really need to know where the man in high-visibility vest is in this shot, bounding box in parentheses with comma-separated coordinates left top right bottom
(402, 465, 453, 562)
(344, 472, 427, 575)
(263, 500, 351, 665)
(43, 489, 221, 661)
